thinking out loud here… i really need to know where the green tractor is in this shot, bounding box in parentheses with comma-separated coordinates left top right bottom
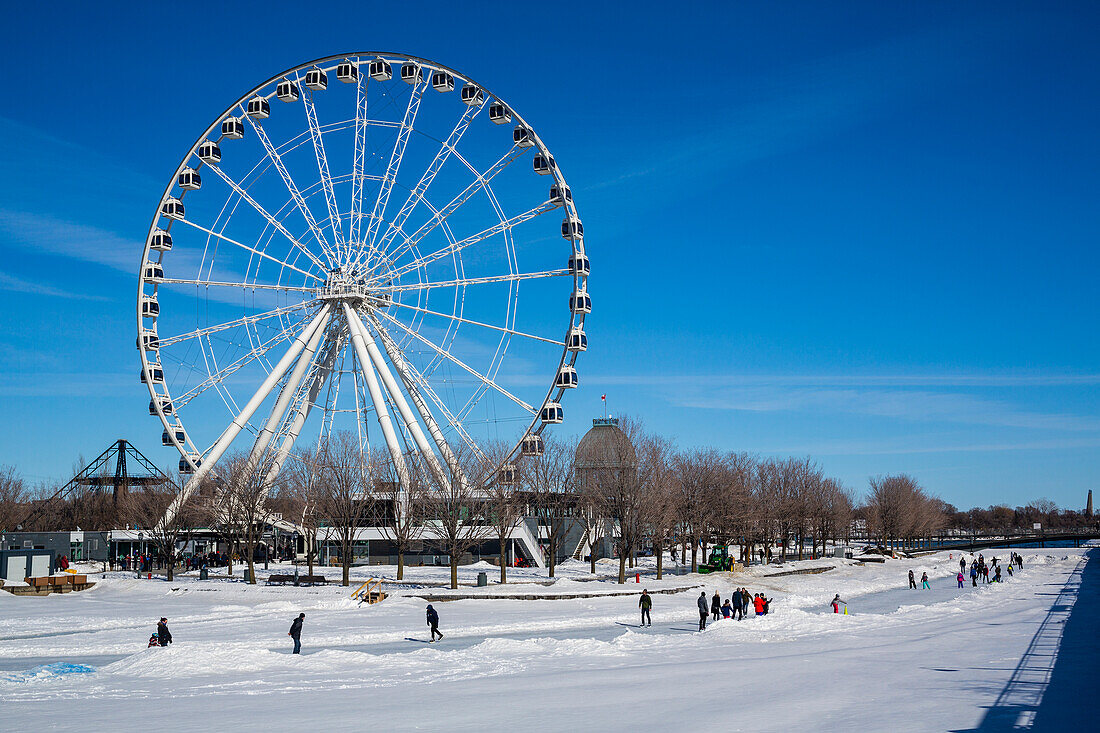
(698, 545, 735, 574)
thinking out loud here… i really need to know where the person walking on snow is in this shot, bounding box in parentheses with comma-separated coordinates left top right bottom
(157, 617, 172, 646)
(722, 599, 732, 618)
(921, 572, 931, 590)
(639, 589, 652, 626)
(753, 594, 766, 616)
(831, 594, 847, 614)
(734, 588, 745, 620)
(711, 591, 722, 621)
(741, 588, 752, 617)
(959, 557, 966, 574)
(957, 571, 965, 588)
(426, 604, 443, 642)
(908, 569, 916, 589)
(971, 565, 978, 586)
(288, 612, 304, 654)
(983, 565, 990, 584)
(697, 591, 710, 630)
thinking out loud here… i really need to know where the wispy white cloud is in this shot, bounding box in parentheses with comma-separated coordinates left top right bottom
(675, 385, 1100, 433)
(0, 270, 109, 301)
(0, 207, 139, 273)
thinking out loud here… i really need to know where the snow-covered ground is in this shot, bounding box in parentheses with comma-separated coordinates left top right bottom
(1, 547, 1093, 731)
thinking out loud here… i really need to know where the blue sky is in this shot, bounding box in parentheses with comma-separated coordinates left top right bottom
(0, 1, 1097, 510)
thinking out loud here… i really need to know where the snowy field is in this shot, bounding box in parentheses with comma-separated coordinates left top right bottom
(1, 547, 1095, 732)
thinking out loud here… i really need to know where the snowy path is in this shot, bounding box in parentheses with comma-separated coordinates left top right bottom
(0, 549, 1091, 731)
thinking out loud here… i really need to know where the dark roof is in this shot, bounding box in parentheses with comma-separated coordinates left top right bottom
(576, 418, 636, 470)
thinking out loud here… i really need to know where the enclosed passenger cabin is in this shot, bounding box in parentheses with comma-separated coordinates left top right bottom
(221, 116, 244, 139)
(533, 154, 555, 175)
(141, 295, 160, 318)
(179, 455, 201, 474)
(489, 103, 511, 124)
(460, 83, 483, 106)
(400, 63, 423, 84)
(198, 140, 221, 164)
(549, 184, 572, 204)
(540, 402, 564, 424)
(566, 327, 587, 352)
(304, 66, 328, 90)
(555, 364, 578, 389)
(246, 96, 270, 119)
(161, 197, 185, 220)
(143, 262, 164, 280)
(369, 58, 392, 81)
(276, 78, 300, 103)
(177, 167, 201, 191)
(431, 71, 455, 92)
(569, 289, 592, 314)
(149, 396, 173, 415)
(513, 125, 534, 147)
(141, 362, 164, 385)
(337, 59, 359, 83)
(561, 216, 584, 240)
(139, 326, 159, 351)
(150, 229, 173, 252)
(498, 464, 518, 485)
(568, 253, 590, 276)
(521, 433, 545, 457)
(162, 424, 186, 446)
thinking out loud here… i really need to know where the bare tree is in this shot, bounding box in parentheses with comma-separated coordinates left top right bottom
(638, 436, 677, 580)
(419, 447, 495, 590)
(0, 465, 27, 531)
(282, 446, 328, 578)
(373, 448, 425, 581)
(118, 474, 202, 581)
(673, 448, 723, 572)
(486, 471, 522, 584)
(219, 451, 282, 584)
(584, 419, 643, 584)
(317, 431, 374, 587)
(522, 436, 576, 578)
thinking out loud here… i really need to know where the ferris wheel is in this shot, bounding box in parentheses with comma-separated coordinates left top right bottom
(137, 53, 589, 515)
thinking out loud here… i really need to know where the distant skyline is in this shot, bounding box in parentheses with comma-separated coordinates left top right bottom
(0, 1, 1097, 510)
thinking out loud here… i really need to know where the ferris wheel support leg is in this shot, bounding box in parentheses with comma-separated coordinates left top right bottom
(368, 313, 464, 482)
(159, 305, 332, 529)
(342, 302, 410, 490)
(263, 335, 340, 486)
(346, 308, 448, 487)
(248, 310, 332, 467)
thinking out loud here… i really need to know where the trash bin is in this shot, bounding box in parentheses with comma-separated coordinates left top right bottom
(199, 567, 209, 580)
(477, 571, 487, 587)
(241, 567, 251, 583)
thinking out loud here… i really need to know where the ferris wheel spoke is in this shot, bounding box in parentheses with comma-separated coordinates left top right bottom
(383, 200, 559, 281)
(349, 71, 370, 247)
(384, 299, 564, 346)
(363, 77, 427, 262)
(377, 144, 525, 269)
(170, 308, 318, 410)
(373, 306, 536, 414)
(299, 83, 346, 261)
(380, 268, 570, 294)
(374, 103, 483, 256)
(241, 111, 338, 268)
(155, 277, 317, 294)
(371, 315, 488, 467)
(204, 161, 332, 271)
(171, 216, 322, 280)
(157, 301, 315, 349)
(262, 331, 341, 484)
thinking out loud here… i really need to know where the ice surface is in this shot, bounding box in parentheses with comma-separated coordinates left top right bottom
(0, 548, 1091, 731)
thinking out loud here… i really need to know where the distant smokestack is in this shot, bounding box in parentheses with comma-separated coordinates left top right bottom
(1087, 490, 1093, 518)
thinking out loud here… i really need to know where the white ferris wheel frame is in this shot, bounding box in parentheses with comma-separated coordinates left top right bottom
(137, 52, 588, 522)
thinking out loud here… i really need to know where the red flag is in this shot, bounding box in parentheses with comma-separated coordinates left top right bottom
(601, 394, 606, 401)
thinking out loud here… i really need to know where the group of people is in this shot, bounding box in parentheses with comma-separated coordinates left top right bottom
(146, 617, 172, 648)
(694, 588, 771, 630)
(906, 552, 1026, 591)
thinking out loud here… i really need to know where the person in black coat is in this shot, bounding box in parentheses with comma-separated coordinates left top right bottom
(427, 604, 443, 642)
(697, 591, 710, 631)
(288, 613, 305, 654)
(711, 591, 722, 621)
(157, 617, 172, 646)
